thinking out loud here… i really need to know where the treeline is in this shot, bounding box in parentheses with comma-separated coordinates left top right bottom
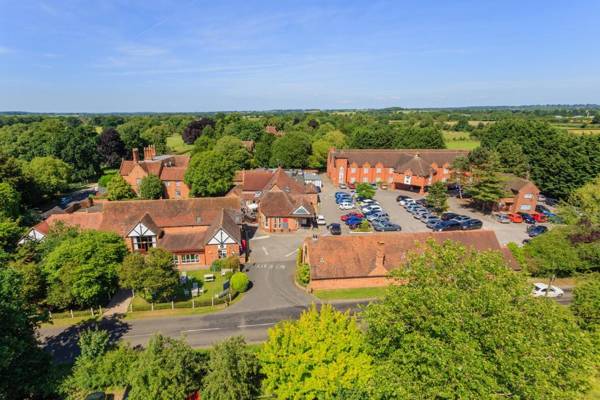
(3, 241, 599, 399)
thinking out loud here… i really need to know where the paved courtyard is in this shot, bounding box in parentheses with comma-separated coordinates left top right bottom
(317, 174, 539, 245)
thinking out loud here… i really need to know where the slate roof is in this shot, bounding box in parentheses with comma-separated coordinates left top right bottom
(305, 230, 510, 280)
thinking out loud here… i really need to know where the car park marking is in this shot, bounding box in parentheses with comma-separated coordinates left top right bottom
(251, 235, 271, 241)
(284, 250, 297, 257)
(262, 246, 269, 255)
(181, 327, 222, 333)
(237, 322, 276, 328)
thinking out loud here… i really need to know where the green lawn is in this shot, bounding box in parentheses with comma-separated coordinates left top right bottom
(314, 286, 387, 300)
(166, 134, 194, 154)
(443, 130, 480, 150)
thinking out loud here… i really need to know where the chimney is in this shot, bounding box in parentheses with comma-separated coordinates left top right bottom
(143, 145, 156, 160)
(375, 241, 385, 269)
(132, 148, 139, 163)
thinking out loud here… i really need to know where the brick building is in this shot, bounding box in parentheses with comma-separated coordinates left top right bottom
(119, 146, 191, 199)
(327, 148, 469, 193)
(497, 174, 540, 213)
(302, 230, 511, 290)
(22, 197, 245, 270)
(229, 168, 319, 232)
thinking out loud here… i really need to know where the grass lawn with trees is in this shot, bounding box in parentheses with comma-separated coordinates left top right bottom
(443, 130, 480, 150)
(166, 133, 194, 154)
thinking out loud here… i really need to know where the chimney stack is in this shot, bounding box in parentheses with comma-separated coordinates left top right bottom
(143, 145, 156, 160)
(375, 241, 385, 269)
(132, 148, 139, 163)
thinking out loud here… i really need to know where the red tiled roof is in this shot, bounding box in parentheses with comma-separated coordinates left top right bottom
(35, 212, 104, 235)
(259, 191, 315, 217)
(159, 167, 187, 181)
(159, 229, 207, 252)
(240, 170, 274, 192)
(306, 230, 506, 280)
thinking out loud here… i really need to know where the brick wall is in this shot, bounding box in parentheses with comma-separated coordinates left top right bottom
(163, 181, 191, 199)
(309, 276, 392, 290)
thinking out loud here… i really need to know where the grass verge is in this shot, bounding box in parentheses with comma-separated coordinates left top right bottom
(314, 286, 387, 300)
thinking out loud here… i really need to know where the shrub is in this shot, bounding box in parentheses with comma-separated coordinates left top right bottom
(139, 175, 163, 199)
(296, 263, 310, 287)
(506, 242, 527, 270)
(98, 173, 116, 188)
(356, 219, 371, 232)
(210, 259, 224, 272)
(222, 255, 240, 272)
(231, 272, 250, 293)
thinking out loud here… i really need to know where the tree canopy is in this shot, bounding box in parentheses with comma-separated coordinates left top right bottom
(107, 174, 136, 201)
(139, 175, 164, 199)
(118, 248, 179, 302)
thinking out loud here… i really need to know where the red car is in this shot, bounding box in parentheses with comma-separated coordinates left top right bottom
(508, 213, 523, 223)
(347, 182, 356, 190)
(340, 212, 364, 221)
(530, 212, 548, 223)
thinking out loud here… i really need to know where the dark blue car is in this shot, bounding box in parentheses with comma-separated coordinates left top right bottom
(518, 212, 536, 224)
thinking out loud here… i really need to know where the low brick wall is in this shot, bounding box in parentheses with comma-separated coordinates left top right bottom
(309, 276, 391, 290)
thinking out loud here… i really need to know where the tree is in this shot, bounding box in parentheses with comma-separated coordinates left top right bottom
(394, 125, 446, 149)
(425, 181, 448, 212)
(202, 336, 261, 400)
(592, 113, 600, 125)
(496, 139, 529, 177)
(24, 156, 72, 196)
(269, 132, 312, 168)
(0, 182, 20, 218)
(118, 119, 150, 151)
(363, 240, 595, 399)
(449, 155, 470, 199)
(259, 305, 373, 399)
(191, 135, 216, 156)
(118, 248, 179, 302)
(141, 124, 171, 154)
(107, 174, 136, 201)
(0, 267, 52, 399)
(468, 150, 506, 212)
(349, 125, 395, 149)
(139, 175, 164, 199)
(182, 118, 215, 144)
(572, 274, 600, 332)
(97, 127, 127, 168)
(9, 261, 46, 305)
(185, 150, 236, 197)
(0, 216, 23, 263)
(42, 230, 127, 309)
(128, 335, 204, 400)
(213, 136, 251, 170)
(355, 182, 375, 199)
(230, 272, 250, 293)
(52, 125, 102, 182)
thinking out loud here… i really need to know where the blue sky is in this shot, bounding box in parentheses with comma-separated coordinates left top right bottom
(1, 0, 599, 112)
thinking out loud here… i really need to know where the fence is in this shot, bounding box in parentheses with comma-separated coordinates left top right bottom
(128, 290, 239, 313)
(49, 307, 104, 320)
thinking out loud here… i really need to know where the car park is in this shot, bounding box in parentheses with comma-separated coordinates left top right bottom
(425, 217, 442, 229)
(507, 213, 523, 223)
(316, 215, 326, 225)
(415, 210, 431, 220)
(433, 220, 462, 232)
(363, 205, 382, 213)
(452, 215, 471, 223)
(532, 282, 564, 298)
(495, 213, 511, 224)
(373, 221, 401, 231)
(518, 212, 536, 224)
(440, 212, 460, 221)
(460, 219, 483, 230)
(345, 217, 363, 226)
(335, 196, 352, 204)
(327, 223, 342, 235)
(527, 225, 548, 237)
(402, 198, 416, 207)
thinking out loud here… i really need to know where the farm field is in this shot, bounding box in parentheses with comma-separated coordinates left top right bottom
(552, 124, 600, 136)
(443, 130, 480, 150)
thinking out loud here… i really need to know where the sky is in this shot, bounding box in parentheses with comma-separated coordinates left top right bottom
(1, 0, 599, 112)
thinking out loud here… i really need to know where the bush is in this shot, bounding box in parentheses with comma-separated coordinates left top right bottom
(231, 272, 250, 293)
(296, 263, 310, 287)
(98, 173, 116, 188)
(506, 242, 527, 270)
(210, 259, 224, 272)
(222, 255, 240, 272)
(139, 175, 163, 199)
(356, 219, 371, 232)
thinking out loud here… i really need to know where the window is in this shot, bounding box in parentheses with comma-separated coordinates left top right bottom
(136, 178, 142, 186)
(176, 181, 181, 187)
(363, 167, 369, 173)
(218, 245, 227, 258)
(263, 215, 269, 229)
(404, 175, 412, 185)
(524, 193, 533, 199)
(443, 168, 449, 174)
(181, 254, 199, 264)
(362, 177, 368, 182)
(350, 177, 356, 183)
(165, 181, 171, 187)
(351, 167, 356, 173)
(520, 204, 532, 211)
(175, 190, 181, 198)
(172, 255, 179, 264)
(376, 167, 382, 173)
(133, 235, 156, 251)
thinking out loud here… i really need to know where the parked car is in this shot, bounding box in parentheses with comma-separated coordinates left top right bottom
(373, 221, 401, 231)
(347, 182, 356, 190)
(452, 215, 471, 223)
(532, 282, 564, 298)
(327, 223, 341, 235)
(518, 212, 536, 224)
(341, 212, 364, 221)
(366, 212, 389, 221)
(527, 225, 548, 237)
(415, 199, 428, 205)
(339, 202, 354, 210)
(363, 205, 383, 213)
(316, 215, 326, 225)
(440, 212, 460, 221)
(339, 183, 347, 189)
(416, 211, 433, 221)
(535, 204, 555, 217)
(433, 220, 462, 232)
(335, 191, 349, 197)
(544, 197, 559, 206)
(461, 219, 483, 230)
(396, 195, 412, 203)
(425, 217, 442, 229)
(495, 213, 511, 224)
(402, 198, 416, 207)
(530, 212, 548, 223)
(345, 216, 363, 226)
(335, 196, 352, 204)
(507, 213, 523, 223)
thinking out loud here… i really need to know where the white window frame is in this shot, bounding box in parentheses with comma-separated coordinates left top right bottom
(351, 167, 356, 173)
(133, 235, 156, 251)
(376, 167, 382, 173)
(181, 254, 199, 264)
(520, 204, 532, 211)
(218, 245, 227, 258)
(404, 175, 412, 185)
(523, 193, 533, 199)
(363, 167, 369, 173)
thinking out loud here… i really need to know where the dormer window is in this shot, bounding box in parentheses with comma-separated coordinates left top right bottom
(128, 222, 157, 251)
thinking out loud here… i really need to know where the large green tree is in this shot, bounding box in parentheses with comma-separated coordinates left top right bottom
(355, 182, 376, 199)
(364, 240, 596, 399)
(259, 305, 373, 399)
(467, 149, 506, 212)
(127, 335, 204, 400)
(42, 230, 127, 309)
(118, 248, 179, 302)
(185, 150, 236, 196)
(0, 182, 21, 219)
(425, 181, 449, 213)
(0, 267, 52, 399)
(202, 336, 262, 400)
(572, 274, 600, 332)
(106, 174, 136, 201)
(24, 156, 72, 196)
(139, 175, 164, 199)
(269, 132, 312, 168)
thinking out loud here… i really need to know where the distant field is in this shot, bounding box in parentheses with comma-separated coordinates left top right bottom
(443, 130, 480, 150)
(552, 124, 600, 136)
(167, 134, 193, 154)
